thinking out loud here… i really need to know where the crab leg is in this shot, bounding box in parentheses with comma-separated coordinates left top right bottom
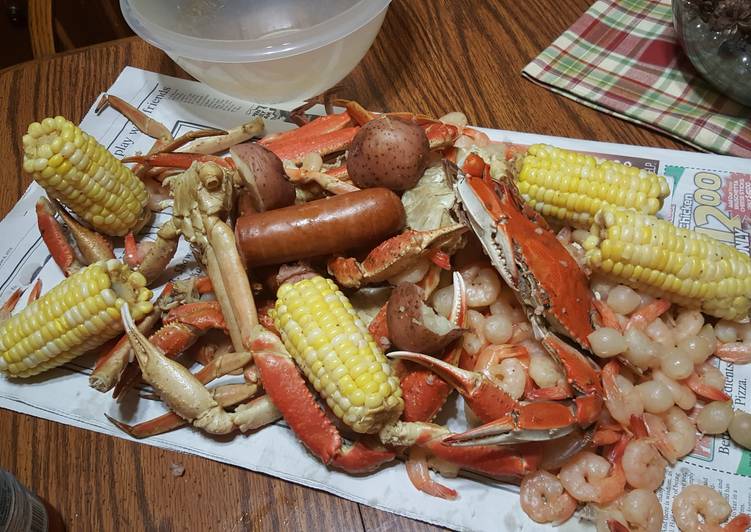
(205, 221, 258, 351)
(380, 422, 542, 481)
(112, 300, 228, 398)
(266, 127, 359, 164)
(391, 351, 584, 445)
(284, 166, 359, 195)
(108, 382, 260, 438)
(176, 118, 263, 154)
(90, 309, 161, 392)
(259, 112, 352, 147)
(327, 224, 468, 289)
(96, 94, 173, 142)
(251, 336, 396, 473)
(123, 220, 180, 285)
(123, 152, 234, 170)
(36, 196, 117, 275)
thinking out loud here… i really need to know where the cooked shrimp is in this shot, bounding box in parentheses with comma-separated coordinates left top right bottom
(644, 407, 697, 463)
(626, 299, 671, 331)
(696, 401, 734, 435)
(606, 285, 642, 316)
(623, 327, 659, 370)
(520, 470, 577, 524)
(527, 342, 566, 389)
(619, 489, 664, 532)
(602, 361, 644, 426)
(652, 370, 697, 410)
(510, 322, 534, 344)
(460, 265, 501, 308)
(622, 439, 666, 491)
(482, 357, 526, 400)
(646, 317, 676, 348)
(672, 484, 750, 532)
(685, 363, 730, 402)
(673, 310, 704, 344)
(404, 448, 457, 500)
(558, 451, 626, 504)
(714, 342, 751, 364)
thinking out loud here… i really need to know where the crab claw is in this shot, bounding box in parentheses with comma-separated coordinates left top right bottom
(120, 304, 236, 435)
(389, 351, 518, 423)
(389, 350, 579, 445)
(328, 224, 468, 289)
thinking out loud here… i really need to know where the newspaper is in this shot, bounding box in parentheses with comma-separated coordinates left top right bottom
(1, 67, 749, 531)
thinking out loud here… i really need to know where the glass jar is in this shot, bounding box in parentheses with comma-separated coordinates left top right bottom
(0, 469, 49, 532)
(672, 0, 751, 107)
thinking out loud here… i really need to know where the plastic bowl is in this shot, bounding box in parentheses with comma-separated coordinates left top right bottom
(120, 0, 390, 104)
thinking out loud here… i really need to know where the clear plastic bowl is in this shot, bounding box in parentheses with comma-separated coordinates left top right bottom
(120, 0, 391, 104)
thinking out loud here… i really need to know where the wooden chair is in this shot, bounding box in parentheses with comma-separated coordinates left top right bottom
(28, 0, 55, 57)
(27, 0, 132, 58)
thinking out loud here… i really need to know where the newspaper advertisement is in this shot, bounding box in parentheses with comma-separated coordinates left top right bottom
(0, 67, 749, 531)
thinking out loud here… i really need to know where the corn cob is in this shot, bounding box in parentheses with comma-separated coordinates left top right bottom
(516, 144, 670, 228)
(0, 260, 153, 377)
(272, 275, 403, 434)
(22, 116, 150, 237)
(583, 208, 751, 321)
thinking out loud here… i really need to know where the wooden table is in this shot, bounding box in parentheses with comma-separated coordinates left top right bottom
(0, 1, 689, 530)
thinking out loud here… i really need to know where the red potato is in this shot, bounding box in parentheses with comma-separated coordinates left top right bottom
(235, 188, 406, 267)
(347, 117, 430, 191)
(230, 142, 295, 212)
(387, 283, 463, 354)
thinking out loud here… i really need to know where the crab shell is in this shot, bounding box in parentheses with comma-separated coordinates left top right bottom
(453, 172, 597, 350)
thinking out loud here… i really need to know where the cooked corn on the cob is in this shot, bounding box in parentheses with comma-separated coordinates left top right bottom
(272, 275, 403, 434)
(583, 208, 751, 321)
(516, 144, 670, 228)
(0, 260, 153, 377)
(22, 116, 149, 236)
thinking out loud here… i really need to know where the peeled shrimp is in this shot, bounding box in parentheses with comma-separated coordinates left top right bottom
(607, 285, 642, 316)
(527, 342, 566, 389)
(685, 362, 729, 402)
(519, 470, 576, 524)
(622, 439, 666, 491)
(460, 265, 501, 308)
(602, 361, 644, 426)
(673, 310, 704, 344)
(652, 370, 697, 410)
(619, 489, 664, 532)
(646, 317, 676, 348)
(672, 484, 750, 532)
(558, 451, 625, 504)
(644, 406, 697, 463)
(477, 355, 526, 400)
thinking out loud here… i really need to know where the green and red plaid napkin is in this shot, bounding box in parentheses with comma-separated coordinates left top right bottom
(523, 0, 751, 158)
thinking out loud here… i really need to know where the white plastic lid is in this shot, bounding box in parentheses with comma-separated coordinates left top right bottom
(120, 0, 391, 63)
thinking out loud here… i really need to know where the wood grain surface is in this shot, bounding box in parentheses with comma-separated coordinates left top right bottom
(0, 1, 690, 530)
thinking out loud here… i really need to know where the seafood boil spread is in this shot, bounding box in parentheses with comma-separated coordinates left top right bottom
(2, 86, 751, 532)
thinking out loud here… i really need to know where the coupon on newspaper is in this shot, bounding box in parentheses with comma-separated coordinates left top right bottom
(0, 67, 749, 532)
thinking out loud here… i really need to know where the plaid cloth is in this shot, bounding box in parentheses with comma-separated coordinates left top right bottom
(523, 0, 751, 158)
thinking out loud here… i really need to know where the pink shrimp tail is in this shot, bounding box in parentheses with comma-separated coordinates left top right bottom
(714, 342, 751, 364)
(405, 451, 458, 500)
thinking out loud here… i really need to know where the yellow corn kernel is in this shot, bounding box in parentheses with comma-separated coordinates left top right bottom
(0, 261, 153, 377)
(586, 208, 751, 320)
(23, 117, 149, 236)
(515, 145, 670, 228)
(272, 275, 403, 434)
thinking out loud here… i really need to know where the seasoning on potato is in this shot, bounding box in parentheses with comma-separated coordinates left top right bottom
(386, 282, 463, 354)
(347, 116, 430, 191)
